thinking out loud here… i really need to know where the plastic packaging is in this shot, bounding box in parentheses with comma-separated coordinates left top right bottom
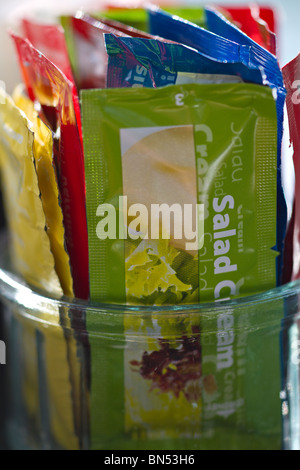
(22, 18, 76, 84)
(204, 5, 274, 53)
(146, 6, 287, 283)
(213, 4, 277, 54)
(105, 33, 270, 92)
(12, 84, 74, 298)
(81, 83, 278, 304)
(21, 18, 83, 144)
(0, 88, 80, 449)
(283, 55, 300, 282)
(0, 86, 62, 295)
(220, 5, 277, 34)
(61, 13, 125, 89)
(61, 11, 174, 90)
(11, 33, 89, 300)
(104, 33, 287, 283)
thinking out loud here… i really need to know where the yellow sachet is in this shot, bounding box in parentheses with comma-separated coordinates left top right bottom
(12, 84, 74, 298)
(12, 86, 82, 442)
(0, 86, 62, 294)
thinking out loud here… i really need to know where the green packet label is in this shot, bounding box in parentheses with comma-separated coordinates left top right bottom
(94, 6, 206, 30)
(94, 7, 148, 32)
(81, 83, 278, 306)
(81, 83, 281, 449)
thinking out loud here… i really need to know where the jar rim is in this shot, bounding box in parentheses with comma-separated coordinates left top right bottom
(0, 250, 299, 315)
(0, 229, 299, 315)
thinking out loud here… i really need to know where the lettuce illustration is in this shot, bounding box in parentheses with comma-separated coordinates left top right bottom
(125, 238, 199, 305)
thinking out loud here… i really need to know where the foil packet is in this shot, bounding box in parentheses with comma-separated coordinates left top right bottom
(11, 33, 89, 299)
(81, 83, 278, 305)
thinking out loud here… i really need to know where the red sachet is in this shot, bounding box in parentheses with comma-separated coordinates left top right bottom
(64, 13, 129, 89)
(282, 55, 300, 282)
(63, 11, 167, 89)
(216, 4, 277, 55)
(11, 33, 89, 299)
(21, 18, 83, 144)
(22, 19, 75, 82)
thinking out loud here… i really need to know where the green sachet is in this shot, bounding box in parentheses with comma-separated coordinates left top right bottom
(81, 83, 281, 450)
(95, 5, 206, 30)
(81, 83, 278, 306)
(94, 7, 149, 32)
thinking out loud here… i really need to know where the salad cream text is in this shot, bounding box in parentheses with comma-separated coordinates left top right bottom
(213, 195, 236, 371)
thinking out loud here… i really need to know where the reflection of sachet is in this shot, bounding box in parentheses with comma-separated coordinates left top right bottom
(200, 298, 283, 450)
(124, 314, 203, 441)
(146, 6, 286, 285)
(15, 307, 80, 450)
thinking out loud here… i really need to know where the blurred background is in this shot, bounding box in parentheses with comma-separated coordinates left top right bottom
(0, 0, 300, 92)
